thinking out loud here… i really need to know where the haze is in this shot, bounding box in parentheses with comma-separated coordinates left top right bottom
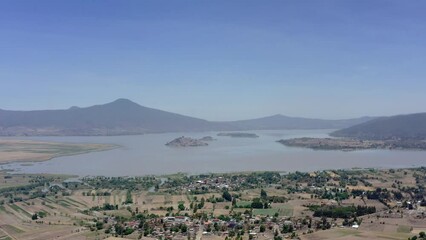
(1, 0, 426, 121)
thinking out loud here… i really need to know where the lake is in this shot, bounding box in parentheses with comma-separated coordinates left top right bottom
(1, 129, 426, 176)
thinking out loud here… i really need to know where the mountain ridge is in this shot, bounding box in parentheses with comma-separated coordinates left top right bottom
(0, 98, 375, 136)
(223, 114, 375, 130)
(331, 112, 426, 140)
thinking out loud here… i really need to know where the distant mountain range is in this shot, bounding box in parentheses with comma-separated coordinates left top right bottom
(0, 98, 375, 136)
(331, 112, 426, 140)
(225, 114, 374, 131)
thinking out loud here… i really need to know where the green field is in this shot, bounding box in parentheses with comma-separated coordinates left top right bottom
(397, 225, 412, 233)
(235, 201, 251, 207)
(252, 206, 293, 217)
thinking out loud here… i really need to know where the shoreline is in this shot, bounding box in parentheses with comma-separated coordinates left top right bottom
(0, 139, 120, 165)
(5, 163, 425, 178)
(278, 137, 426, 151)
(0, 165, 426, 181)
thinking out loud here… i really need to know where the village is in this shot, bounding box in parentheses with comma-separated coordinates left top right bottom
(0, 168, 426, 240)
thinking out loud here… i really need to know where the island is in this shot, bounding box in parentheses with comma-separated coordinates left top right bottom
(217, 132, 259, 138)
(0, 139, 117, 164)
(278, 137, 426, 151)
(199, 136, 216, 141)
(165, 136, 208, 147)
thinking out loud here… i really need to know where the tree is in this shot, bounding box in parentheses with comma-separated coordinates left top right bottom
(261, 189, 267, 199)
(178, 203, 185, 211)
(123, 228, 134, 235)
(198, 198, 205, 209)
(181, 224, 188, 233)
(31, 213, 38, 220)
(125, 190, 133, 204)
(214, 222, 220, 231)
(223, 191, 232, 202)
(251, 198, 263, 209)
(96, 221, 104, 230)
(232, 197, 237, 206)
(260, 225, 266, 232)
(282, 224, 293, 233)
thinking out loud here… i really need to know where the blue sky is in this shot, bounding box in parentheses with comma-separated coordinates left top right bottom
(1, 0, 426, 120)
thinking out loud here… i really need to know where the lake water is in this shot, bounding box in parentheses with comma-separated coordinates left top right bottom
(1, 130, 426, 176)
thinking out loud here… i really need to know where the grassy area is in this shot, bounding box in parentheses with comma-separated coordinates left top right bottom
(108, 210, 132, 218)
(61, 199, 81, 208)
(66, 197, 87, 207)
(397, 225, 412, 233)
(58, 201, 70, 208)
(304, 228, 413, 240)
(252, 205, 293, 216)
(9, 204, 32, 218)
(1, 224, 25, 234)
(333, 229, 363, 237)
(279, 206, 293, 216)
(0, 206, 13, 215)
(235, 201, 251, 207)
(44, 203, 56, 209)
(164, 194, 172, 204)
(252, 208, 279, 216)
(186, 193, 195, 202)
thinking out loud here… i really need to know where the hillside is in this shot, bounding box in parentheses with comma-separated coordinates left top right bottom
(0, 99, 374, 136)
(224, 114, 374, 130)
(331, 113, 426, 140)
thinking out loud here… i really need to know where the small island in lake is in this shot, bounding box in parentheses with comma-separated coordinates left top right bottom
(278, 137, 426, 151)
(165, 136, 208, 147)
(200, 136, 216, 141)
(217, 132, 259, 138)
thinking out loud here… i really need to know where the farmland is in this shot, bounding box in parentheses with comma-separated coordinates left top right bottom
(0, 168, 425, 239)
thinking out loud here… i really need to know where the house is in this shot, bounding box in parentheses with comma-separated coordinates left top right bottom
(175, 216, 189, 223)
(164, 217, 175, 222)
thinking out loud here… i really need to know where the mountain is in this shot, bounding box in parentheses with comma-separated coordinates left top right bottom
(0, 99, 374, 136)
(331, 113, 426, 140)
(223, 114, 375, 130)
(0, 99, 231, 136)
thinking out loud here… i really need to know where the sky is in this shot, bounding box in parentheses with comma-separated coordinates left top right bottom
(1, 0, 426, 121)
